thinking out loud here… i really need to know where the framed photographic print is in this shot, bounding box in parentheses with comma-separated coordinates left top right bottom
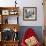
(23, 7, 37, 21)
(2, 10, 9, 15)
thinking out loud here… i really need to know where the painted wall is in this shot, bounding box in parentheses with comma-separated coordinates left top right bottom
(0, 0, 44, 26)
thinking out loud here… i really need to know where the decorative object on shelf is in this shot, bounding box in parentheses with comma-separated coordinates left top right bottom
(1, 28, 19, 41)
(13, 28, 17, 32)
(0, 7, 18, 16)
(13, 28, 19, 40)
(2, 16, 8, 24)
(23, 7, 37, 21)
(5, 18, 8, 24)
(2, 28, 13, 41)
(2, 10, 9, 15)
(13, 32, 18, 41)
(9, 9, 18, 15)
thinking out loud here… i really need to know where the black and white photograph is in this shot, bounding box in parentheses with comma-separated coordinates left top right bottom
(23, 7, 37, 21)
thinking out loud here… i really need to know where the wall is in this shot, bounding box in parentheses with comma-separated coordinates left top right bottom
(0, 0, 44, 26)
(18, 0, 44, 26)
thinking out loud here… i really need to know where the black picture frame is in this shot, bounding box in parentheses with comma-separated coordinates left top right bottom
(23, 7, 37, 21)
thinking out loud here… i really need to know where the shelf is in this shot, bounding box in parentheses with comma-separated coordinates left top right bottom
(2, 40, 19, 46)
(0, 7, 19, 46)
(2, 40, 19, 43)
(0, 7, 19, 15)
(0, 7, 19, 24)
(0, 24, 20, 32)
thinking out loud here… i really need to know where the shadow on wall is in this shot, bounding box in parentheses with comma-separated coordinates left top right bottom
(18, 26, 43, 44)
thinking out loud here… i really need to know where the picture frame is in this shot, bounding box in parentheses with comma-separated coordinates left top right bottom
(2, 10, 9, 15)
(23, 7, 37, 21)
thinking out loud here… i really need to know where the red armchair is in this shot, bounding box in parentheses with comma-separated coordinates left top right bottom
(21, 28, 41, 46)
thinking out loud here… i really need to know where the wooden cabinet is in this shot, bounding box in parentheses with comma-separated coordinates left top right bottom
(0, 7, 20, 46)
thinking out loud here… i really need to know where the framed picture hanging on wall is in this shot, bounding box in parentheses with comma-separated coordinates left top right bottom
(23, 7, 37, 21)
